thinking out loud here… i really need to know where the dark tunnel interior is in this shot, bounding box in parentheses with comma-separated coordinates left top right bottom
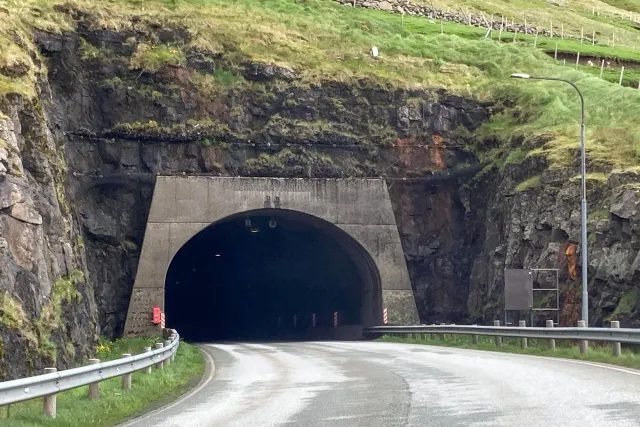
(165, 209, 380, 341)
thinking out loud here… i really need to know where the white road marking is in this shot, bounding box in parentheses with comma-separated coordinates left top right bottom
(119, 347, 216, 426)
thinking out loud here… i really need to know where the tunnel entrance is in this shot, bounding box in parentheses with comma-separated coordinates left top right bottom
(165, 209, 381, 341)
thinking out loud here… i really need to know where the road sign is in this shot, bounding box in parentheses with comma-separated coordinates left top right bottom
(152, 306, 161, 324)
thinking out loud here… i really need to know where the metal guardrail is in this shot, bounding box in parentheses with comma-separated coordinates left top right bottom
(364, 324, 640, 344)
(0, 330, 180, 416)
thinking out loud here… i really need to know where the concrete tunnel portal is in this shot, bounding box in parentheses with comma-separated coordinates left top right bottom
(165, 209, 381, 341)
(123, 177, 420, 338)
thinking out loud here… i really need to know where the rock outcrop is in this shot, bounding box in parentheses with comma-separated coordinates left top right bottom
(0, 4, 638, 380)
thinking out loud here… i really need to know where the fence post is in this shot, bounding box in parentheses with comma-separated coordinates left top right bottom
(88, 359, 100, 399)
(519, 320, 528, 349)
(472, 324, 478, 344)
(155, 342, 164, 370)
(611, 321, 621, 357)
(43, 368, 57, 418)
(494, 320, 502, 347)
(578, 320, 588, 354)
(171, 336, 177, 362)
(546, 320, 556, 350)
(163, 340, 171, 368)
(143, 347, 153, 373)
(121, 354, 133, 390)
(619, 66, 625, 85)
(430, 324, 435, 340)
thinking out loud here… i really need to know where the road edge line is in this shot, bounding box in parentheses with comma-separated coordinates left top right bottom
(118, 346, 216, 426)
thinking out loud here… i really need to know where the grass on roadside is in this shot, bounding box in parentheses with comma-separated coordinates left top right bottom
(378, 333, 640, 370)
(0, 339, 205, 427)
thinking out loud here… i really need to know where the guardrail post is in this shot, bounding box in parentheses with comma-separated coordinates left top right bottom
(578, 320, 588, 354)
(472, 324, 478, 344)
(155, 342, 164, 370)
(493, 320, 502, 347)
(439, 323, 445, 341)
(430, 324, 435, 340)
(611, 321, 622, 357)
(144, 347, 153, 373)
(546, 320, 556, 350)
(163, 340, 171, 368)
(519, 320, 527, 349)
(43, 368, 57, 418)
(121, 354, 132, 390)
(88, 359, 100, 399)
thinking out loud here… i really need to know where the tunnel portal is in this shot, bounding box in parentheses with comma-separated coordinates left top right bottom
(123, 177, 419, 338)
(165, 209, 379, 341)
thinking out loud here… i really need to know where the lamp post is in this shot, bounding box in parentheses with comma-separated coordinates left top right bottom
(510, 73, 588, 326)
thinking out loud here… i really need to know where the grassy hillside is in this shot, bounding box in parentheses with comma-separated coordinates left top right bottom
(2, 0, 640, 171)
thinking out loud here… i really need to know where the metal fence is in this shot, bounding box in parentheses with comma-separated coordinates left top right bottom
(0, 330, 180, 418)
(364, 321, 636, 355)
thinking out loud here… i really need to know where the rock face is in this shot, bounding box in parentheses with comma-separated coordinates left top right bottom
(0, 7, 638, 379)
(0, 95, 98, 380)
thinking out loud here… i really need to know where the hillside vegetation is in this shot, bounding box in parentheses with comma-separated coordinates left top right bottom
(2, 0, 640, 170)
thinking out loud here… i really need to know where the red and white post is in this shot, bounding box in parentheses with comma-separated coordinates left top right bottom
(333, 311, 339, 327)
(383, 307, 388, 324)
(311, 313, 316, 328)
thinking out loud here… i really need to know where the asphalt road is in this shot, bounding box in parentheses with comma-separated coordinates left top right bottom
(122, 341, 640, 427)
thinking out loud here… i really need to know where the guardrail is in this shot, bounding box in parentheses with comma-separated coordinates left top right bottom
(364, 320, 635, 356)
(0, 330, 180, 418)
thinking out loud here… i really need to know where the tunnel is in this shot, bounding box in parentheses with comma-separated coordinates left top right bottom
(165, 209, 382, 341)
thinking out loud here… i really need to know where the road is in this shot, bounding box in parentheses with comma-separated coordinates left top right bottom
(122, 341, 640, 427)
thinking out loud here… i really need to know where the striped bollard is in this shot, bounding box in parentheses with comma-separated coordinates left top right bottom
(383, 307, 388, 324)
(293, 315, 297, 328)
(311, 313, 316, 328)
(333, 311, 338, 327)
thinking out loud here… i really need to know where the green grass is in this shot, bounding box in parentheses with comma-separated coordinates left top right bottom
(3, 0, 640, 171)
(515, 175, 542, 191)
(0, 339, 205, 427)
(599, 0, 640, 14)
(378, 333, 640, 369)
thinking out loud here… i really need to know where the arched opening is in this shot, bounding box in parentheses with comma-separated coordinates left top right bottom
(165, 209, 381, 341)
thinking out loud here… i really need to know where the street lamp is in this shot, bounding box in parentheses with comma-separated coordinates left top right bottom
(510, 73, 588, 326)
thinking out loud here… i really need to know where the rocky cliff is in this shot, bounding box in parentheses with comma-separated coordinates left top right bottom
(1, 2, 639, 379)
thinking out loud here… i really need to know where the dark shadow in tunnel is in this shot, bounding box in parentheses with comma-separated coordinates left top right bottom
(165, 209, 381, 342)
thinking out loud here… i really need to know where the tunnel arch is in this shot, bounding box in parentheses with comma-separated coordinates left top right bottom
(164, 208, 382, 341)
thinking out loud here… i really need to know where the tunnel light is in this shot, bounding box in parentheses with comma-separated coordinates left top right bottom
(215, 253, 221, 257)
(250, 228, 260, 233)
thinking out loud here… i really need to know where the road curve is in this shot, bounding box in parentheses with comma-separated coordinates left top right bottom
(122, 341, 640, 427)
